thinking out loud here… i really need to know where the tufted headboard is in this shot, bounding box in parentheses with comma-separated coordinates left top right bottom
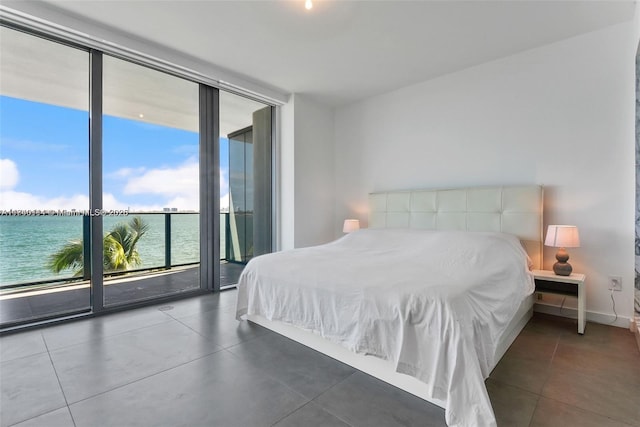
(369, 185, 543, 269)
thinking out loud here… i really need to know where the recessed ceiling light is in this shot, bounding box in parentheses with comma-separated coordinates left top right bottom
(305, 0, 312, 10)
(139, 113, 144, 118)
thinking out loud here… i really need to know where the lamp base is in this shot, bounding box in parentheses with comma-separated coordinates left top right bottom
(553, 247, 573, 276)
(553, 261, 572, 276)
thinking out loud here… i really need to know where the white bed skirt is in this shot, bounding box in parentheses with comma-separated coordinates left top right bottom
(246, 294, 534, 410)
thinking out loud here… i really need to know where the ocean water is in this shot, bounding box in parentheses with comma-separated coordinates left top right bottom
(0, 214, 202, 286)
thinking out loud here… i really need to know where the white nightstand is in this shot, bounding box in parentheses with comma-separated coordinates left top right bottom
(532, 269, 586, 335)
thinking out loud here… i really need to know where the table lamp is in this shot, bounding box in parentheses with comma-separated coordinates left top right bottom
(544, 225, 580, 276)
(343, 219, 360, 233)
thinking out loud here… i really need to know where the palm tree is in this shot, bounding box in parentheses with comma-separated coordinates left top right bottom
(47, 216, 149, 276)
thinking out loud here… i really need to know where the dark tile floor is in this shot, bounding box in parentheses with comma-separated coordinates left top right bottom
(1, 290, 639, 427)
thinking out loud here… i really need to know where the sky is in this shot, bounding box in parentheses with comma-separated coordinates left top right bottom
(0, 96, 229, 212)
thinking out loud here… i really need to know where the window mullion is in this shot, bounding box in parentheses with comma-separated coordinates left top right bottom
(89, 50, 104, 312)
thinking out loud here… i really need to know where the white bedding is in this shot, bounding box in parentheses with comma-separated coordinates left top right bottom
(236, 228, 535, 427)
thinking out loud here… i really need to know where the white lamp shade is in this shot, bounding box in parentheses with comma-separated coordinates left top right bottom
(544, 225, 580, 248)
(343, 219, 360, 233)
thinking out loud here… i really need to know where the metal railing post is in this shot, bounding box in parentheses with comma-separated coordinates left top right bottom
(82, 214, 91, 280)
(225, 213, 231, 261)
(165, 213, 171, 269)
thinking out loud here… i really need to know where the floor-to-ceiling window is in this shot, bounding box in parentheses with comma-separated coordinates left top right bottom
(0, 26, 91, 325)
(0, 23, 275, 329)
(102, 55, 201, 306)
(219, 92, 272, 287)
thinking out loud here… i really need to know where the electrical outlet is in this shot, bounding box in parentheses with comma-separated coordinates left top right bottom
(608, 275, 622, 291)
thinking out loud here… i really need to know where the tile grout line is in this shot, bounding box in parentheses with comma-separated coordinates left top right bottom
(308, 371, 361, 427)
(43, 314, 228, 410)
(533, 328, 639, 427)
(486, 375, 545, 399)
(268, 400, 315, 427)
(221, 337, 357, 426)
(525, 394, 542, 427)
(160, 301, 238, 320)
(534, 368, 640, 426)
(526, 332, 560, 427)
(42, 306, 256, 413)
(42, 331, 78, 427)
(41, 313, 175, 353)
(169, 313, 271, 349)
(221, 329, 362, 404)
(220, 345, 316, 404)
(62, 346, 229, 409)
(532, 394, 638, 427)
(536, 333, 560, 393)
(267, 399, 356, 427)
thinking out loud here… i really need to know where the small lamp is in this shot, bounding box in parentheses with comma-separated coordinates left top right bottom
(343, 219, 360, 233)
(544, 225, 580, 276)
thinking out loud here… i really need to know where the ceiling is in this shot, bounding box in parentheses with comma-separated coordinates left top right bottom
(0, 24, 268, 135)
(5, 0, 638, 107)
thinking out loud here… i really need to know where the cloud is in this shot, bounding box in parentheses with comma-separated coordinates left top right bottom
(220, 193, 229, 211)
(0, 190, 89, 210)
(220, 169, 228, 193)
(0, 159, 90, 210)
(120, 158, 198, 211)
(172, 144, 199, 156)
(0, 190, 165, 212)
(1, 138, 69, 152)
(102, 193, 163, 212)
(120, 159, 228, 212)
(0, 159, 19, 190)
(1, 158, 230, 213)
(107, 167, 146, 179)
(124, 158, 199, 197)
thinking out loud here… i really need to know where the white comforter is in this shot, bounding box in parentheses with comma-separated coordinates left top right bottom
(236, 229, 534, 427)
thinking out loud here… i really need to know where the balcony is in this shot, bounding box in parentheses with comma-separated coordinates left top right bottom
(0, 213, 246, 327)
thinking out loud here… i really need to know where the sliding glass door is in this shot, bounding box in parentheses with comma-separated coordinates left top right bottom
(101, 55, 201, 306)
(0, 26, 91, 325)
(0, 23, 275, 328)
(219, 91, 272, 287)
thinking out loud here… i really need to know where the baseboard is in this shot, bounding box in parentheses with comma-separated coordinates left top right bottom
(533, 302, 631, 329)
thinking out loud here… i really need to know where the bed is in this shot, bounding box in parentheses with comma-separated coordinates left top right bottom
(236, 185, 543, 427)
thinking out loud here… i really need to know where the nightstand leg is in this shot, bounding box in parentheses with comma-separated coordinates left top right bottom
(578, 282, 586, 334)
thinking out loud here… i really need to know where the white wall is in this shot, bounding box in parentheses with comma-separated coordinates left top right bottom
(278, 98, 295, 251)
(334, 20, 638, 326)
(279, 94, 335, 250)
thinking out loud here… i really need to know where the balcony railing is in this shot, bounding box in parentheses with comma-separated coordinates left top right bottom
(0, 212, 235, 292)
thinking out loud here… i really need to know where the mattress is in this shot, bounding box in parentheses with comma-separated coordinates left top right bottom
(236, 228, 535, 426)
